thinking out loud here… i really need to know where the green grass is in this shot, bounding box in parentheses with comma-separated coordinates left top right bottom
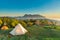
(0, 25, 60, 40)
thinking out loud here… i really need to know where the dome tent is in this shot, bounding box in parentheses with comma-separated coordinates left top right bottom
(10, 23, 28, 35)
(1, 22, 9, 30)
(1, 25, 9, 30)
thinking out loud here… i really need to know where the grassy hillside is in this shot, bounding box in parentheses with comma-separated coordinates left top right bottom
(0, 25, 60, 40)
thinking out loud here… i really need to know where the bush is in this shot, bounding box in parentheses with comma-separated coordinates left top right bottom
(19, 20, 27, 27)
(27, 22, 33, 27)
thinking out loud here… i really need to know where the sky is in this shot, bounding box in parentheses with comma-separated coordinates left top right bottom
(0, 0, 60, 18)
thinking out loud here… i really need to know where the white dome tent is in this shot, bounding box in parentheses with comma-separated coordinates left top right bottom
(10, 23, 28, 35)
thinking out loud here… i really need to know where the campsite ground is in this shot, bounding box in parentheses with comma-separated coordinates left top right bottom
(0, 25, 60, 40)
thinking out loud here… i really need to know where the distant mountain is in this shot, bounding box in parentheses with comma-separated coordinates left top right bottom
(16, 14, 46, 20)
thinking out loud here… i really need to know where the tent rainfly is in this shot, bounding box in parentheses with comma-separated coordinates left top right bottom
(10, 24, 28, 35)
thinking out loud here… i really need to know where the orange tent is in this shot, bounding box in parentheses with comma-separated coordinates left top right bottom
(1, 25, 9, 30)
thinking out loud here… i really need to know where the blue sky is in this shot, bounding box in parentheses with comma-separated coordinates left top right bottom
(0, 0, 60, 18)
